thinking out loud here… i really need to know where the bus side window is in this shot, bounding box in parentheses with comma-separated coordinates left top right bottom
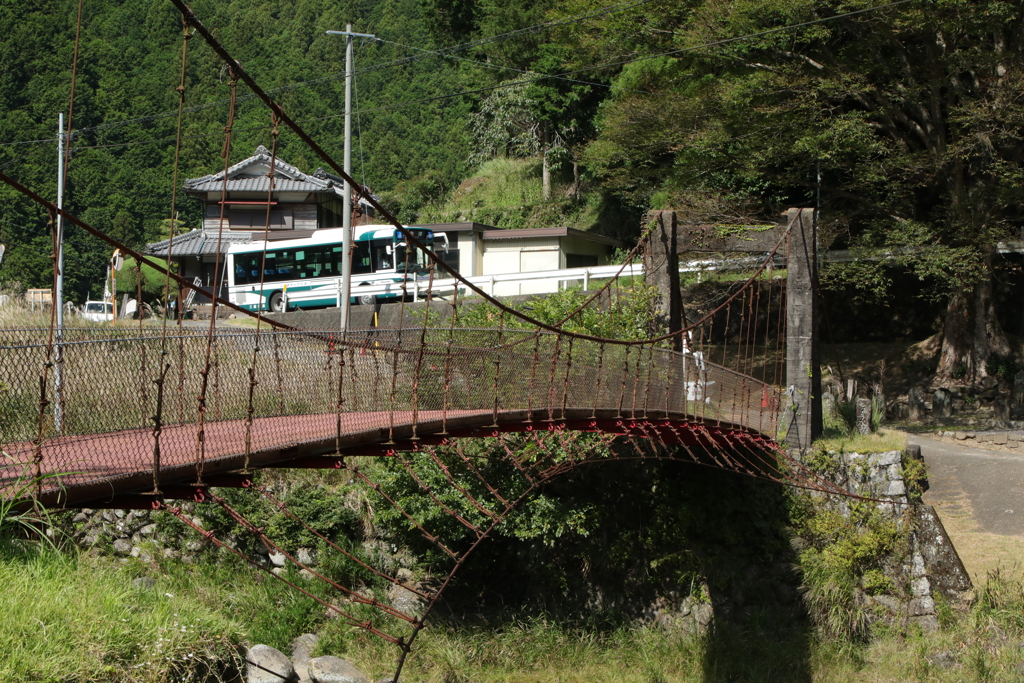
(309, 245, 329, 278)
(351, 243, 372, 275)
(318, 245, 332, 274)
(371, 239, 391, 271)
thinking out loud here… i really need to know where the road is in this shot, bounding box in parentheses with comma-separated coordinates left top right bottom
(908, 433, 1024, 582)
(909, 433, 1024, 536)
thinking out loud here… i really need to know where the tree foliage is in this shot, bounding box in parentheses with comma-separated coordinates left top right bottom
(6, 0, 1024, 375)
(553, 0, 1024, 376)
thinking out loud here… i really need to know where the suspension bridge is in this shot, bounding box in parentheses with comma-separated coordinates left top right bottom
(0, 3, 839, 678)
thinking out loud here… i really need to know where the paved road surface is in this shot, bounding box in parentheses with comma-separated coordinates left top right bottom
(908, 433, 1024, 536)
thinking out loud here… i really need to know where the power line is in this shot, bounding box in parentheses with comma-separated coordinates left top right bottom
(298, 1, 920, 122)
(372, 36, 610, 92)
(11, 0, 653, 145)
(65, 0, 916, 154)
(406, 0, 656, 58)
(0, 137, 57, 148)
(218, 0, 654, 99)
(579, 0, 918, 74)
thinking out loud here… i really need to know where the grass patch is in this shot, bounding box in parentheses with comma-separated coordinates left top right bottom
(320, 619, 710, 683)
(814, 428, 907, 455)
(0, 542, 243, 682)
(3, 531, 1024, 682)
(309, 590, 1024, 683)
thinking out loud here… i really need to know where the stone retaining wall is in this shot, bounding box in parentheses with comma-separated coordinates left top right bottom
(803, 446, 972, 632)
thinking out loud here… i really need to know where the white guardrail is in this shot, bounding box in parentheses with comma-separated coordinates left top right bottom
(280, 255, 778, 307)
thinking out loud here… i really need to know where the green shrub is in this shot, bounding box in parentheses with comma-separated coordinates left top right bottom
(793, 496, 910, 642)
(985, 352, 1019, 382)
(823, 394, 886, 439)
(901, 456, 928, 504)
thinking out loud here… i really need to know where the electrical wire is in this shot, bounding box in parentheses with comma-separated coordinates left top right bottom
(570, 0, 917, 75)
(17, 0, 653, 145)
(372, 36, 610, 91)
(320, 0, 921, 117)
(64, 0, 916, 155)
(412, 0, 657, 59)
(0, 137, 58, 148)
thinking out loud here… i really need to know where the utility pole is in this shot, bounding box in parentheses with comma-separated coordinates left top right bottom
(54, 113, 67, 432)
(326, 24, 375, 333)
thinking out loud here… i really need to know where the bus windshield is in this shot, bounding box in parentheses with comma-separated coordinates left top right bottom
(393, 229, 434, 273)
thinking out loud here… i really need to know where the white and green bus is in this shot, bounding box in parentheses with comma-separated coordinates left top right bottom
(227, 225, 440, 312)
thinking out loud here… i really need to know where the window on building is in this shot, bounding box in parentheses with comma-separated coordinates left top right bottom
(566, 253, 599, 269)
(226, 207, 293, 230)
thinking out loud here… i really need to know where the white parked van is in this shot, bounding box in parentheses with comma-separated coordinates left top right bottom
(81, 300, 113, 322)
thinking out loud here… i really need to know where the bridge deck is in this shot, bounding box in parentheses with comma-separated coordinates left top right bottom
(2, 409, 489, 507)
(1, 407, 762, 509)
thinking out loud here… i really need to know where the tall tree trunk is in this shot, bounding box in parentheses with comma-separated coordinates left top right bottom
(644, 211, 683, 351)
(937, 288, 973, 380)
(937, 252, 1009, 381)
(972, 252, 1011, 366)
(541, 146, 551, 201)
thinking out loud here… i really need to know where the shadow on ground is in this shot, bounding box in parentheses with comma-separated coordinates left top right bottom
(433, 455, 812, 682)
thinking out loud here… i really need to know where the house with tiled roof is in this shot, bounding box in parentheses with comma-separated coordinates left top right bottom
(146, 145, 376, 300)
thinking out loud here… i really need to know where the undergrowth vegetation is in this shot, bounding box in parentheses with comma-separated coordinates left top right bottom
(792, 497, 908, 642)
(386, 157, 636, 235)
(3, 537, 1024, 682)
(3, 449, 1024, 681)
(0, 541, 243, 682)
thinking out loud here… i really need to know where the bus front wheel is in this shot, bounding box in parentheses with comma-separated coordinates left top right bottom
(269, 291, 288, 313)
(357, 287, 376, 306)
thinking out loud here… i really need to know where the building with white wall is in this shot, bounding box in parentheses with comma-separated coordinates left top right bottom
(418, 222, 622, 295)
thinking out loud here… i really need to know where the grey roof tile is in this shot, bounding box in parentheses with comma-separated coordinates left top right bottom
(185, 178, 330, 193)
(183, 146, 378, 205)
(145, 229, 253, 257)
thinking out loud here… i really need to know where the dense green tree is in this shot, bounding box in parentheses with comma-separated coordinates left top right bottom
(557, 0, 1024, 379)
(424, 0, 606, 199)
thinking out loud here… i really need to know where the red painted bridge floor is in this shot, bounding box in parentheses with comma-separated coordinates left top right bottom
(2, 406, 765, 508)
(1, 409, 500, 507)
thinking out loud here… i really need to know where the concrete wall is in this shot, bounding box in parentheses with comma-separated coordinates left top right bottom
(563, 234, 612, 263)
(482, 237, 562, 296)
(807, 446, 972, 632)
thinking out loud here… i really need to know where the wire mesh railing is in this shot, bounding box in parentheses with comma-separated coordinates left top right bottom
(0, 327, 781, 502)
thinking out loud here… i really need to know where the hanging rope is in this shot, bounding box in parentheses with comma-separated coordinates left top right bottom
(150, 12, 193, 493)
(193, 66, 240, 486)
(242, 113, 282, 472)
(31, 0, 86, 501)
